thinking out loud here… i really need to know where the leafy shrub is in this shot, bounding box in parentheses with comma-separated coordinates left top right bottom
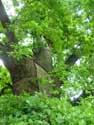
(0, 66, 12, 91)
(0, 93, 94, 125)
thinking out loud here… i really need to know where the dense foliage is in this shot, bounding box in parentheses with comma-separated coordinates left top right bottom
(0, 93, 94, 125)
(0, 0, 94, 124)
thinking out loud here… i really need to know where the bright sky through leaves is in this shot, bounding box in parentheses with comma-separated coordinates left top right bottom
(2, 0, 16, 17)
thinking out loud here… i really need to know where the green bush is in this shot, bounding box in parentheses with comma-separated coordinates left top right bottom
(0, 93, 94, 125)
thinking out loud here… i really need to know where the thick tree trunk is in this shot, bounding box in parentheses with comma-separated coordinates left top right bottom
(0, 0, 79, 95)
(11, 59, 39, 95)
(0, 0, 53, 95)
(0, 1, 37, 94)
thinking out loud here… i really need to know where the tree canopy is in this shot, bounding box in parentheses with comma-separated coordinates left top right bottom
(0, 0, 94, 124)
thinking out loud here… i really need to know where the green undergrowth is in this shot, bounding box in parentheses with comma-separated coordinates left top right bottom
(0, 93, 94, 125)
